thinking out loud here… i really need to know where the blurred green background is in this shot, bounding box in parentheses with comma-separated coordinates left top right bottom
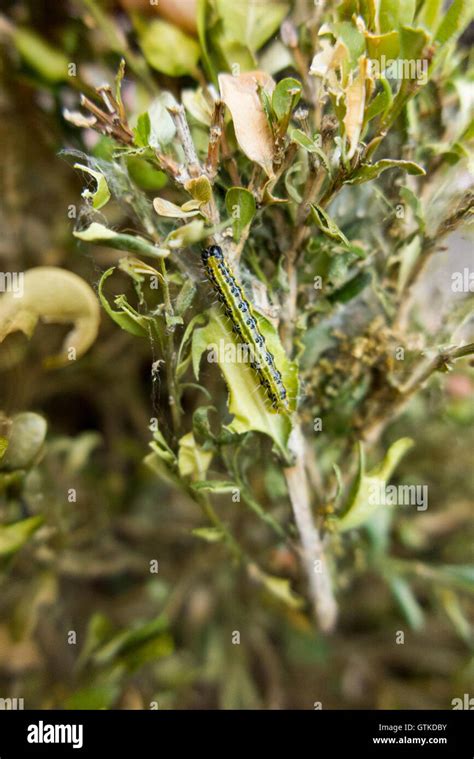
(0, 0, 473, 709)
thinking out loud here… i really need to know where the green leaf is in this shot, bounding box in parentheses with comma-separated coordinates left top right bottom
(388, 576, 424, 630)
(435, 0, 472, 45)
(379, 0, 416, 32)
(74, 163, 111, 210)
(182, 87, 214, 125)
(290, 129, 331, 173)
(98, 268, 148, 337)
(0, 438, 8, 461)
(164, 220, 206, 249)
(192, 309, 297, 458)
(127, 156, 167, 191)
(74, 223, 169, 259)
(133, 112, 151, 148)
(175, 278, 197, 317)
(311, 204, 350, 247)
(149, 422, 177, 467)
(0, 413, 47, 472)
(427, 564, 474, 593)
(345, 159, 425, 184)
(329, 270, 372, 303)
(397, 236, 421, 293)
(191, 526, 225, 543)
(147, 93, 177, 147)
(365, 31, 400, 61)
(13, 27, 69, 82)
(416, 0, 443, 32)
(272, 77, 302, 122)
(138, 19, 200, 77)
(331, 20, 366, 63)
(193, 480, 237, 493)
(397, 561, 474, 595)
(197, 0, 217, 84)
(249, 565, 305, 609)
(215, 0, 289, 53)
(336, 438, 414, 532)
(399, 25, 431, 60)
(225, 188, 257, 241)
(439, 589, 472, 644)
(0, 516, 43, 557)
(365, 77, 393, 122)
(92, 615, 172, 670)
(64, 683, 121, 711)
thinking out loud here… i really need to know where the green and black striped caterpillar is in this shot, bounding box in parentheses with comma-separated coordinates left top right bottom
(201, 245, 290, 414)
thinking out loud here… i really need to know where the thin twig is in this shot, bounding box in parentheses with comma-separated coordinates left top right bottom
(206, 100, 225, 180)
(167, 104, 201, 177)
(284, 425, 337, 632)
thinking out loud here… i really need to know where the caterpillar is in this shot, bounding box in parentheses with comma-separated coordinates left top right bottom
(201, 245, 290, 414)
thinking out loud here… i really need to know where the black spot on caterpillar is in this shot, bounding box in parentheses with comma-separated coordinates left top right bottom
(201, 245, 290, 414)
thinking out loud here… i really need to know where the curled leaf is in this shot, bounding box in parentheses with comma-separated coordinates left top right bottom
(185, 176, 213, 205)
(153, 197, 200, 219)
(164, 220, 206, 249)
(74, 223, 169, 259)
(0, 267, 100, 368)
(178, 432, 213, 480)
(74, 163, 111, 210)
(0, 413, 47, 472)
(225, 187, 257, 241)
(343, 56, 368, 160)
(248, 564, 304, 609)
(336, 438, 414, 532)
(346, 159, 426, 184)
(272, 77, 302, 122)
(98, 268, 149, 337)
(311, 204, 349, 247)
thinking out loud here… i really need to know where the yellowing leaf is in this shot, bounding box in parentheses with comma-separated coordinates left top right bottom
(178, 432, 213, 480)
(153, 197, 200, 219)
(248, 564, 304, 609)
(185, 176, 213, 205)
(0, 413, 47, 472)
(343, 56, 368, 160)
(219, 72, 276, 176)
(309, 38, 349, 88)
(0, 267, 100, 368)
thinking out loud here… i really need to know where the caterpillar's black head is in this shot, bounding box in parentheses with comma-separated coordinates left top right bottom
(202, 245, 223, 263)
